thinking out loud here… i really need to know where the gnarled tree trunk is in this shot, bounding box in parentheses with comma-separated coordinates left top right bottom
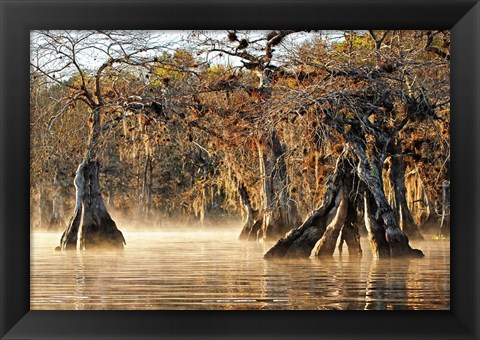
(264, 149, 361, 259)
(363, 191, 390, 258)
(60, 160, 125, 250)
(59, 108, 125, 250)
(389, 144, 424, 240)
(351, 138, 424, 258)
(338, 200, 363, 256)
(312, 186, 349, 257)
(258, 130, 301, 241)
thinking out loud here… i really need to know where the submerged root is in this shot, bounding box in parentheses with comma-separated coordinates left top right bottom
(364, 192, 423, 259)
(263, 188, 341, 259)
(385, 229, 424, 258)
(313, 187, 349, 257)
(338, 201, 362, 256)
(364, 193, 390, 259)
(265, 149, 360, 260)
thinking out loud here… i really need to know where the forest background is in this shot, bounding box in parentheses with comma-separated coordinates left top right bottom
(29, 30, 450, 257)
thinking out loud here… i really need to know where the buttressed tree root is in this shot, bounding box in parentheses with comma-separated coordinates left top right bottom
(59, 160, 125, 250)
(265, 148, 424, 260)
(264, 149, 362, 259)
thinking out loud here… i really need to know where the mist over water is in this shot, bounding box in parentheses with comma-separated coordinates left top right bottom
(31, 227, 449, 310)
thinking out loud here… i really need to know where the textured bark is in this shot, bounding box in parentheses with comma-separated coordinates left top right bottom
(363, 192, 390, 258)
(264, 150, 350, 259)
(79, 161, 126, 249)
(313, 187, 349, 257)
(60, 161, 125, 250)
(338, 199, 363, 256)
(355, 207, 368, 236)
(351, 139, 424, 258)
(389, 149, 424, 240)
(382, 207, 423, 257)
(60, 162, 86, 250)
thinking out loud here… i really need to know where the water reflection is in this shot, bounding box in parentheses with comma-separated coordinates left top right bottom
(74, 253, 85, 310)
(30, 230, 449, 310)
(364, 259, 409, 310)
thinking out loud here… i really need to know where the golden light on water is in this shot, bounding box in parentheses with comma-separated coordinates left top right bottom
(30, 228, 449, 310)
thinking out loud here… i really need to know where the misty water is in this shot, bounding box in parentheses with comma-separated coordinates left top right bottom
(31, 228, 450, 310)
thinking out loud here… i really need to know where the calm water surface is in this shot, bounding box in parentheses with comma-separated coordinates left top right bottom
(31, 229, 449, 310)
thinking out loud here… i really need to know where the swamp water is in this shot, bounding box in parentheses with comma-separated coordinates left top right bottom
(31, 229, 449, 310)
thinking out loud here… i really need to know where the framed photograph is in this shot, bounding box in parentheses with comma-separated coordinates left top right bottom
(1, 0, 479, 339)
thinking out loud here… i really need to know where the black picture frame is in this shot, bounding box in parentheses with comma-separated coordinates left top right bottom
(1, 0, 479, 339)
